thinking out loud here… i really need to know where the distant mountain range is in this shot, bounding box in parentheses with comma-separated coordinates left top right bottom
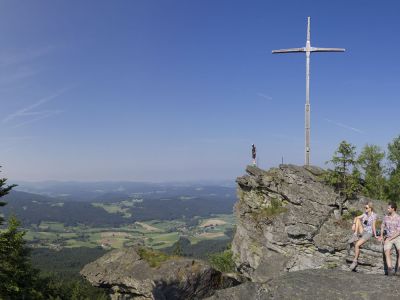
(12, 180, 236, 202)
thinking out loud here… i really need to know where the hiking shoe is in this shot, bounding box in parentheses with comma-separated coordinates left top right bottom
(388, 268, 396, 276)
(349, 261, 358, 271)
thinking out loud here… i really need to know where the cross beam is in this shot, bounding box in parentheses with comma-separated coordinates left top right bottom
(272, 17, 345, 166)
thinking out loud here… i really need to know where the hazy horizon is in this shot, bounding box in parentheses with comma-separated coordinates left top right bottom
(11, 178, 237, 185)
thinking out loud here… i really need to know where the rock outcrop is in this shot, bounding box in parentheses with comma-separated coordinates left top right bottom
(233, 164, 394, 282)
(81, 164, 400, 299)
(207, 269, 400, 300)
(80, 247, 238, 300)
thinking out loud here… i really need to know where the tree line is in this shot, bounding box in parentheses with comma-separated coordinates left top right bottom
(325, 135, 400, 202)
(0, 167, 109, 299)
(3, 191, 236, 227)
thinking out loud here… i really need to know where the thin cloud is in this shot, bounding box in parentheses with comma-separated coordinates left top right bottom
(0, 46, 54, 89)
(257, 93, 273, 100)
(3, 87, 70, 124)
(0, 46, 54, 67)
(0, 67, 39, 86)
(13, 110, 63, 128)
(324, 118, 364, 134)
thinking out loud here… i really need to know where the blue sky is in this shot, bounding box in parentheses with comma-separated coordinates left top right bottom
(1, 0, 399, 181)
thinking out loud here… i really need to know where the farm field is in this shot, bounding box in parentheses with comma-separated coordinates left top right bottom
(23, 214, 236, 251)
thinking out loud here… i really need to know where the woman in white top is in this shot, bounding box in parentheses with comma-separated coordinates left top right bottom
(349, 202, 377, 271)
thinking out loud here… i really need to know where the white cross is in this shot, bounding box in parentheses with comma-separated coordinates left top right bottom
(272, 17, 345, 166)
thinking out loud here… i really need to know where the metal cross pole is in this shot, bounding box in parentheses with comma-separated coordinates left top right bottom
(272, 17, 345, 166)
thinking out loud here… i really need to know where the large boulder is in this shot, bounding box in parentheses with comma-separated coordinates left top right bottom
(80, 247, 239, 299)
(233, 164, 393, 282)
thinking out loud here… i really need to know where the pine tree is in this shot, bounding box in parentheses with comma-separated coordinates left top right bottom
(0, 167, 43, 299)
(326, 141, 361, 199)
(0, 216, 43, 299)
(387, 135, 400, 202)
(388, 135, 400, 170)
(0, 166, 17, 225)
(357, 144, 387, 200)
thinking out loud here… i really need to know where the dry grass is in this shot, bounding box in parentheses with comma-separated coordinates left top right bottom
(199, 219, 227, 227)
(198, 232, 225, 239)
(135, 222, 160, 232)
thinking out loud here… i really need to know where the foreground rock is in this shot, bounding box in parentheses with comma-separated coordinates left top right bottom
(80, 247, 239, 299)
(207, 269, 400, 299)
(233, 164, 393, 282)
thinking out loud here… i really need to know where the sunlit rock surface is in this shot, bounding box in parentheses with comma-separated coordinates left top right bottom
(233, 164, 393, 282)
(80, 247, 238, 299)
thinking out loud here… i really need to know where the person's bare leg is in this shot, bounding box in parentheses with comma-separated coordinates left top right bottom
(385, 249, 392, 270)
(352, 217, 357, 232)
(354, 239, 366, 261)
(354, 218, 363, 235)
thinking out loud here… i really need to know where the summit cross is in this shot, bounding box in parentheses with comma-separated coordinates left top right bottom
(272, 17, 345, 166)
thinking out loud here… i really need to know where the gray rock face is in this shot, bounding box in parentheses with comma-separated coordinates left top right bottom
(233, 164, 395, 282)
(206, 269, 400, 300)
(80, 247, 238, 299)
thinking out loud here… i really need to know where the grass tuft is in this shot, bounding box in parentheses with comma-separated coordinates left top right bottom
(250, 198, 287, 223)
(137, 247, 171, 267)
(208, 249, 235, 273)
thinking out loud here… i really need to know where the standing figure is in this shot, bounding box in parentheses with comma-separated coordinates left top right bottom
(251, 144, 256, 166)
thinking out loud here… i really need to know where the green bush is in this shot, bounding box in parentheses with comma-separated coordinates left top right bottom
(342, 208, 363, 221)
(208, 249, 235, 273)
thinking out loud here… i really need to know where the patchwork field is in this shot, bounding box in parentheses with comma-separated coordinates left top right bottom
(23, 214, 236, 251)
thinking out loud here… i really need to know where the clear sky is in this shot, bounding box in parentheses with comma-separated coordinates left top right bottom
(1, 0, 399, 182)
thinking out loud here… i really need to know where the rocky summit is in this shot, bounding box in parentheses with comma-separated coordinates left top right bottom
(233, 164, 394, 281)
(81, 164, 400, 299)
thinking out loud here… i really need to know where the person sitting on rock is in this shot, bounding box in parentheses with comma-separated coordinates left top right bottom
(349, 202, 377, 271)
(378, 202, 400, 276)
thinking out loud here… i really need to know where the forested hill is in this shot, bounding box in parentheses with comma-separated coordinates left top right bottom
(1, 184, 236, 227)
(13, 181, 235, 202)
